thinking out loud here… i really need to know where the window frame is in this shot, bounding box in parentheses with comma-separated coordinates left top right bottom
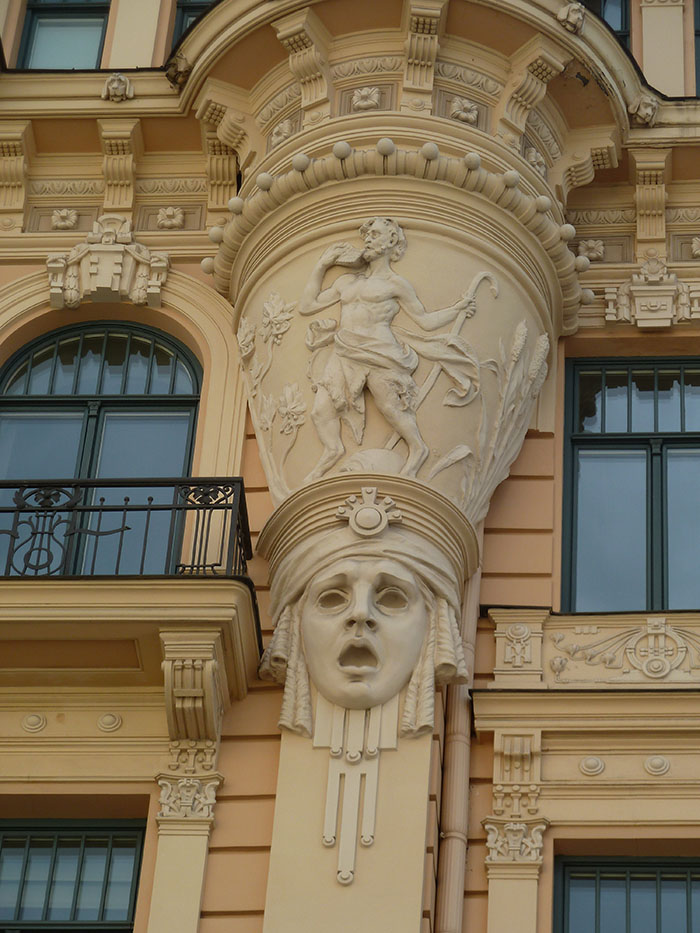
(580, 0, 630, 47)
(554, 856, 700, 933)
(0, 819, 145, 930)
(563, 357, 700, 613)
(17, 0, 111, 71)
(172, 0, 216, 46)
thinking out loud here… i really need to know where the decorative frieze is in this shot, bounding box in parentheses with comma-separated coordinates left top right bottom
(273, 8, 333, 126)
(332, 57, 403, 80)
(434, 60, 502, 97)
(98, 118, 142, 213)
(47, 213, 169, 310)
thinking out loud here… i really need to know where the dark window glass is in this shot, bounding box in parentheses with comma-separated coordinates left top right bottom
(0, 823, 143, 928)
(172, 0, 215, 45)
(565, 359, 700, 612)
(557, 861, 700, 933)
(581, 0, 630, 45)
(18, 1, 110, 70)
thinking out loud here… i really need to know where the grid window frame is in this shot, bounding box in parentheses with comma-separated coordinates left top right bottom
(563, 358, 700, 613)
(172, 0, 216, 46)
(0, 820, 145, 931)
(580, 0, 630, 47)
(17, 0, 110, 71)
(554, 857, 700, 933)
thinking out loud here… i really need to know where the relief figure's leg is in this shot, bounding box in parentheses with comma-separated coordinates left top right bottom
(305, 385, 345, 482)
(368, 372, 429, 477)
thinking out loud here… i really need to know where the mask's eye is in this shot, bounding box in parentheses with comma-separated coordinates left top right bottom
(316, 590, 348, 611)
(376, 587, 408, 611)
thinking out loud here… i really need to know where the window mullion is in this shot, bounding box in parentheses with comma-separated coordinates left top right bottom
(13, 835, 31, 921)
(650, 439, 663, 611)
(69, 835, 87, 922)
(40, 834, 59, 921)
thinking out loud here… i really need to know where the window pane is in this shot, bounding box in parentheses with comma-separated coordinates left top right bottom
(3, 360, 29, 396)
(53, 337, 80, 395)
(658, 370, 681, 432)
(101, 333, 128, 394)
(46, 837, 81, 921)
(567, 873, 595, 933)
(173, 358, 195, 394)
(125, 337, 151, 394)
(578, 371, 602, 432)
(74, 838, 108, 921)
(691, 877, 700, 932)
(574, 449, 647, 611)
(684, 370, 700, 432)
(600, 875, 626, 932)
(25, 17, 104, 69)
(631, 369, 655, 432)
(18, 837, 52, 920)
(661, 876, 687, 933)
(0, 413, 83, 480)
(76, 333, 104, 395)
(602, 0, 623, 31)
(605, 370, 628, 432)
(103, 838, 137, 921)
(630, 875, 657, 933)
(667, 449, 700, 609)
(0, 839, 26, 920)
(27, 345, 54, 395)
(149, 343, 174, 394)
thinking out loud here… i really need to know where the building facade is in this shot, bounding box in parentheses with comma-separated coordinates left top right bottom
(0, 1, 699, 932)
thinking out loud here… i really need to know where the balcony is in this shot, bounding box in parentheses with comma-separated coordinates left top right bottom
(0, 478, 261, 696)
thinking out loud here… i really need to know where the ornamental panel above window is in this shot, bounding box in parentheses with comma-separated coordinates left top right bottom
(564, 359, 700, 612)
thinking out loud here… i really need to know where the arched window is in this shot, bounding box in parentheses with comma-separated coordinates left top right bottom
(0, 323, 203, 575)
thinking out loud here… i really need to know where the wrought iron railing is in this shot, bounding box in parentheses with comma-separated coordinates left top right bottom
(0, 478, 252, 578)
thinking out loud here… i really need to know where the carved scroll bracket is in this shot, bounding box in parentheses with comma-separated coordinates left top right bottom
(493, 37, 570, 149)
(195, 79, 264, 181)
(0, 120, 34, 233)
(160, 629, 230, 747)
(630, 148, 671, 258)
(401, 0, 448, 114)
(273, 8, 333, 127)
(97, 118, 142, 214)
(492, 730, 542, 819)
(549, 128, 620, 205)
(47, 214, 169, 310)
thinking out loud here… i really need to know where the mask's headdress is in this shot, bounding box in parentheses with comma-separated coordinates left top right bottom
(258, 477, 478, 737)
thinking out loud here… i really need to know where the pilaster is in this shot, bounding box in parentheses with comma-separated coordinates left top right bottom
(483, 817, 549, 933)
(641, 0, 686, 96)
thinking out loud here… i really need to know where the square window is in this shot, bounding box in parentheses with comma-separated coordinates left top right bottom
(0, 822, 144, 929)
(564, 359, 700, 612)
(18, 2, 110, 70)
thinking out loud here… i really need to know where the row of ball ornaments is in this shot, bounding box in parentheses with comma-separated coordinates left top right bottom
(200, 138, 595, 306)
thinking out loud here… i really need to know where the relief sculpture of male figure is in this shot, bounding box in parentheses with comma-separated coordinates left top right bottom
(298, 217, 481, 482)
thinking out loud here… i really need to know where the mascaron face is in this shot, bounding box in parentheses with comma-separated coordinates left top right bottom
(300, 556, 428, 710)
(361, 220, 396, 261)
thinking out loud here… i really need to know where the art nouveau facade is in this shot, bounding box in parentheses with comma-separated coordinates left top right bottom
(0, 0, 700, 932)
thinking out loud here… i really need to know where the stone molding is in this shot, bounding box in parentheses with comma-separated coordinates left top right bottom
(207, 135, 586, 335)
(46, 213, 169, 309)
